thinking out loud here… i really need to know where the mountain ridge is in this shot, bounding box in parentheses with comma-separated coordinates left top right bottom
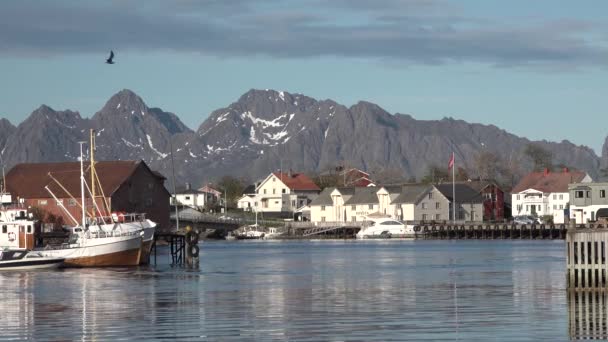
(0, 88, 605, 187)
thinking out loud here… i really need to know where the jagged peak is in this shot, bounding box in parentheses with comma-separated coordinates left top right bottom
(100, 89, 148, 114)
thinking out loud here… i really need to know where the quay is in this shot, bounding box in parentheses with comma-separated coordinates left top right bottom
(566, 223, 608, 290)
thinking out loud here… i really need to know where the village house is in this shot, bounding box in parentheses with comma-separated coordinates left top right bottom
(237, 184, 257, 212)
(569, 182, 608, 223)
(172, 183, 222, 210)
(241, 171, 320, 216)
(511, 168, 591, 224)
(5, 160, 170, 230)
(457, 180, 506, 221)
(310, 183, 484, 223)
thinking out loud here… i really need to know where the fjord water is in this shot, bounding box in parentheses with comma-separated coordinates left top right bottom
(0, 241, 573, 341)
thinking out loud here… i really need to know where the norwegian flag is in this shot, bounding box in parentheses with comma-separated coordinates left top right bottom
(448, 152, 454, 170)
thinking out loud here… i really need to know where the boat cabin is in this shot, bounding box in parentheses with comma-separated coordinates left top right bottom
(0, 220, 36, 250)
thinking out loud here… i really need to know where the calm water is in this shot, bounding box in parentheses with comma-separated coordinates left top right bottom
(0, 240, 586, 341)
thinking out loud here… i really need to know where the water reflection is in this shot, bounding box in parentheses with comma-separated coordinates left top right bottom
(0, 241, 572, 341)
(568, 291, 608, 340)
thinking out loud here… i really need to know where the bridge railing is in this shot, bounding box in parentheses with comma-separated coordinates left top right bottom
(287, 221, 365, 229)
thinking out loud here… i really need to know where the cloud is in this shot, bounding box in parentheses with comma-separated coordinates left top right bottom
(1, 0, 607, 69)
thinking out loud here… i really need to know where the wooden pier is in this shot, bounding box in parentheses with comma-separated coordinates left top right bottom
(566, 224, 608, 290)
(417, 223, 567, 240)
(151, 233, 186, 266)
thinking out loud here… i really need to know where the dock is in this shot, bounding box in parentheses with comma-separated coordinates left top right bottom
(566, 224, 608, 290)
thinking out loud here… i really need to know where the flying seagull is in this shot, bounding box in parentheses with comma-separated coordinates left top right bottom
(106, 50, 115, 64)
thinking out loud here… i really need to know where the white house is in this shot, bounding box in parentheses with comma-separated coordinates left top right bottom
(172, 183, 222, 209)
(240, 172, 320, 214)
(569, 182, 608, 224)
(511, 169, 591, 224)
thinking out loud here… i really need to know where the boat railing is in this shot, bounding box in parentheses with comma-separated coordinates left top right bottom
(87, 213, 147, 225)
(85, 228, 143, 240)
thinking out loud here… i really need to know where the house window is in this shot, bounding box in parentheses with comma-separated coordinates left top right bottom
(145, 199, 153, 208)
(300, 200, 304, 206)
(185, 196, 191, 200)
(292, 200, 296, 207)
(352, 216, 356, 222)
(471, 212, 476, 221)
(422, 214, 427, 221)
(537, 205, 541, 211)
(68, 199, 77, 206)
(586, 191, 591, 198)
(321, 217, 326, 222)
(254, 202, 258, 207)
(553, 205, 557, 210)
(560, 205, 564, 209)
(422, 203, 427, 209)
(526, 205, 529, 211)
(435, 214, 441, 220)
(352, 205, 356, 210)
(575, 191, 584, 198)
(27, 225, 32, 234)
(428, 193, 433, 200)
(1, 225, 6, 233)
(273, 189, 276, 194)
(517, 195, 520, 200)
(282, 189, 286, 194)
(321, 205, 326, 211)
(559, 194, 563, 200)
(368, 204, 373, 210)
(436, 202, 440, 209)
(56, 199, 63, 206)
(264, 189, 267, 194)
(553, 194, 556, 200)
(275, 201, 279, 204)
(38, 200, 47, 206)
(601, 190, 606, 198)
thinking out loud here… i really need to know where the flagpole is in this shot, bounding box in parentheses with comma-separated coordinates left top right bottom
(452, 152, 456, 223)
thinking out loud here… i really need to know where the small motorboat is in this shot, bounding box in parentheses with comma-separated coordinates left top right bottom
(0, 250, 65, 270)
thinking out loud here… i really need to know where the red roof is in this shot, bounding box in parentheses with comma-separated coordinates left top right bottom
(6, 161, 151, 199)
(273, 172, 320, 191)
(512, 170, 587, 194)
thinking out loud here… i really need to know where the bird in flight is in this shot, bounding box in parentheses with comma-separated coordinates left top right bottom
(106, 50, 115, 64)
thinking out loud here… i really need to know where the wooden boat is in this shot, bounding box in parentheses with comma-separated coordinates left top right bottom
(0, 250, 64, 270)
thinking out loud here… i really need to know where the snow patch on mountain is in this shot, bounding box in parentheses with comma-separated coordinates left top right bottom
(146, 134, 168, 158)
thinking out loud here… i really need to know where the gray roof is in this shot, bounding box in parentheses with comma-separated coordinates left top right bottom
(344, 187, 379, 205)
(391, 185, 431, 204)
(434, 184, 483, 203)
(309, 187, 336, 206)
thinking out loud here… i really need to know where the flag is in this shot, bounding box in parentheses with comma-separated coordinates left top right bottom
(448, 152, 455, 170)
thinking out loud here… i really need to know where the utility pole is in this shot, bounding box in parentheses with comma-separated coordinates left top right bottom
(170, 139, 179, 231)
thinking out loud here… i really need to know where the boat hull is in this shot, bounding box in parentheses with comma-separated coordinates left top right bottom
(0, 258, 64, 270)
(40, 234, 142, 267)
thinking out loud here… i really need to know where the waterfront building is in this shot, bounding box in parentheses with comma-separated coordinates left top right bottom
(568, 182, 608, 223)
(172, 183, 222, 210)
(5, 160, 170, 230)
(244, 171, 320, 217)
(511, 168, 591, 224)
(309, 183, 484, 223)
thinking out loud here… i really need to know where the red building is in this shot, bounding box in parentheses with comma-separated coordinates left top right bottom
(5, 160, 170, 230)
(460, 180, 506, 221)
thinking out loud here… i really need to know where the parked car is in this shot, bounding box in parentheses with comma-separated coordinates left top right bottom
(513, 216, 541, 225)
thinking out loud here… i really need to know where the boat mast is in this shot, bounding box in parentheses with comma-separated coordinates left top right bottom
(79, 142, 86, 228)
(90, 129, 96, 221)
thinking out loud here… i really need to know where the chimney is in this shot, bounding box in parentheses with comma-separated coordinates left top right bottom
(543, 168, 549, 176)
(563, 167, 569, 173)
(185, 182, 191, 190)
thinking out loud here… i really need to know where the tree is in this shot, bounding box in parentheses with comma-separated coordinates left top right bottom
(421, 165, 449, 184)
(524, 143, 553, 171)
(216, 176, 244, 209)
(475, 150, 499, 180)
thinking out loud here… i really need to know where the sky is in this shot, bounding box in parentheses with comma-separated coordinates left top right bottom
(1, 0, 607, 153)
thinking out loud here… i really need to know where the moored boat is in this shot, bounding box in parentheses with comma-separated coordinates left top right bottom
(0, 250, 64, 270)
(356, 217, 416, 239)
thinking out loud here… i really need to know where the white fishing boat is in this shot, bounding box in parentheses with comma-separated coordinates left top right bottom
(0, 250, 64, 270)
(356, 217, 416, 239)
(36, 142, 145, 267)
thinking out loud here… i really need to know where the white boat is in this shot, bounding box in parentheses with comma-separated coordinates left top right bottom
(0, 250, 64, 270)
(39, 225, 143, 267)
(35, 141, 147, 267)
(356, 217, 416, 239)
(0, 207, 37, 251)
(235, 225, 265, 240)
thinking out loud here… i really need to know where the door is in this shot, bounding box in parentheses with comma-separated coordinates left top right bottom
(18, 225, 25, 249)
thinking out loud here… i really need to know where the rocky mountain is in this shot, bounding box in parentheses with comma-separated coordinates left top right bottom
(0, 89, 604, 188)
(0, 118, 16, 156)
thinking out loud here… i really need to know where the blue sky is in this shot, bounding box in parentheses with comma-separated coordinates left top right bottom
(1, 0, 608, 153)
